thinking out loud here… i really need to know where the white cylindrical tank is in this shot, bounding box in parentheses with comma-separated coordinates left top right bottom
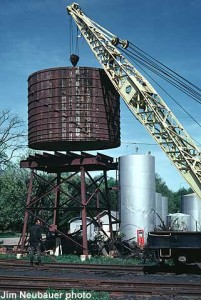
(162, 196, 168, 227)
(167, 213, 191, 231)
(155, 193, 162, 228)
(119, 154, 155, 243)
(181, 193, 201, 231)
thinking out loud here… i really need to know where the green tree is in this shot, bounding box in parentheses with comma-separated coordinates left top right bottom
(169, 187, 193, 213)
(155, 173, 193, 213)
(0, 164, 29, 231)
(155, 173, 171, 196)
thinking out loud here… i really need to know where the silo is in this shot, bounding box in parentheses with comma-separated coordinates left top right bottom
(167, 213, 191, 231)
(28, 67, 120, 151)
(181, 193, 201, 231)
(161, 196, 168, 226)
(119, 154, 155, 243)
(155, 193, 162, 228)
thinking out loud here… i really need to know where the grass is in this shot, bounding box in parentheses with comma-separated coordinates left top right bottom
(0, 253, 17, 259)
(0, 232, 21, 238)
(0, 252, 146, 265)
(54, 254, 142, 265)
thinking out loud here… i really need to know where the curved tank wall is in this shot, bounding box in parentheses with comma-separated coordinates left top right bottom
(181, 193, 201, 231)
(167, 213, 191, 231)
(161, 196, 168, 226)
(28, 67, 120, 151)
(155, 193, 162, 228)
(119, 154, 155, 243)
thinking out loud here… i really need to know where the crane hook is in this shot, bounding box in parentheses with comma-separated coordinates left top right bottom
(70, 54, 79, 66)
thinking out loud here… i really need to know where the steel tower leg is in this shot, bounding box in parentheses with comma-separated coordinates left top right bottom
(81, 166, 88, 256)
(20, 171, 34, 252)
(53, 173, 61, 228)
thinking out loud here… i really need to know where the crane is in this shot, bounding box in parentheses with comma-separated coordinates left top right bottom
(67, 3, 201, 199)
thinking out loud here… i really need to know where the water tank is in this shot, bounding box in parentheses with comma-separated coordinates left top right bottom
(167, 213, 191, 231)
(119, 154, 155, 243)
(161, 196, 168, 226)
(28, 67, 120, 151)
(155, 193, 162, 228)
(181, 193, 201, 231)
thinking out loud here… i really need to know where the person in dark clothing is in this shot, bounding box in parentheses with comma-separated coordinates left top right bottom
(29, 219, 42, 265)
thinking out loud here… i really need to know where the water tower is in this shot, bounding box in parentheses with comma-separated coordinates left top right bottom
(20, 66, 120, 256)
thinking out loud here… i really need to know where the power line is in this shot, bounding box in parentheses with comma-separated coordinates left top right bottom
(122, 141, 157, 145)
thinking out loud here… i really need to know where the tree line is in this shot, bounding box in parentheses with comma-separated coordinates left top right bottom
(0, 163, 192, 232)
(0, 109, 192, 232)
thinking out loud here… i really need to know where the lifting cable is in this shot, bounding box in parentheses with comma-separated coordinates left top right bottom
(69, 18, 80, 66)
(69, 17, 73, 56)
(117, 43, 201, 135)
(129, 43, 201, 94)
(121, 47, 201, 105)
(128, 60, 201, 146)
(119, 44, 201, 104)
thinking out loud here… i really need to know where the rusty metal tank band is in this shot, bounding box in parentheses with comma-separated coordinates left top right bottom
(28, 67, 120, 151)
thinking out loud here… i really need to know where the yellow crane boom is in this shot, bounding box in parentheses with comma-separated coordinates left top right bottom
(67, 3, 201, 198)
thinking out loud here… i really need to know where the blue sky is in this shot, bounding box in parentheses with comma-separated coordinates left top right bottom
(0, 0, 201, 191)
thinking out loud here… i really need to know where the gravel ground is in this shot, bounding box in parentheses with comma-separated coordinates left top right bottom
(0, 264, 201, 300)
(0, 263, 201, 284)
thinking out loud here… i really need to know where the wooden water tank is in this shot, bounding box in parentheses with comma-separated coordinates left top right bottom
(28, 67, 120, 151)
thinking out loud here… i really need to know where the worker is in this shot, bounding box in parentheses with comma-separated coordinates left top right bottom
(29, 219, 42, 265)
